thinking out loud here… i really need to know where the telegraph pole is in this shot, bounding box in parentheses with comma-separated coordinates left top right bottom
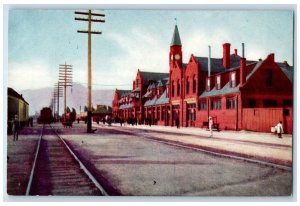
(59, 63, 73, 123)
(75, 10, 105, 133)
(54, 82, 63, 121)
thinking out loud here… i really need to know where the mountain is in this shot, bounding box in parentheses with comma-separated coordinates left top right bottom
(20, 83, 115, 115)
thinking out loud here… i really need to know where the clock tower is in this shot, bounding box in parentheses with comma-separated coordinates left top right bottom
(169, 24, 182, 69)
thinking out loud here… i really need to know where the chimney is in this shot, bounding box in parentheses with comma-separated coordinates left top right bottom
(223, 43, 231, 69)
(240, 58, 246, 87)
(234, 49, 238, 56)
(242, 43, 245, 58)
(208, 45, 211, 77)
(267, 53, 275, 62)
(240, 43, 246, 86)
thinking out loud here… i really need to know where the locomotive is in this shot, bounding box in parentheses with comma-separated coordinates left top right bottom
(38, 107, 54, 124)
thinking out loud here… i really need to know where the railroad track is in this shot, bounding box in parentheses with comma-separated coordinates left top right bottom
(25, 124, 108, 196)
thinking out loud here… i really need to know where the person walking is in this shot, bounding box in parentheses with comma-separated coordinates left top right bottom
(209, 116, 213, 137)
(175, 117, 180, 129)
(13, 115, 20, 141)
(276, 121, 284, 138)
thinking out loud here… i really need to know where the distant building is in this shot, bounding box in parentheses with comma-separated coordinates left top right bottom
(112, 25, 293, 134)
(92, 105, 112, 122)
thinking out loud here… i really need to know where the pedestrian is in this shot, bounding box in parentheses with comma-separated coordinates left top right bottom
(276, 121, 284, 138)
(175, 117, 179, 129)
(13, 115, 20, 141)
(209, 116, 213, 137)
(120, 118, 123, 126)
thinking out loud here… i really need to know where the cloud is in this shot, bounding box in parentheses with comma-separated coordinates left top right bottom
(94, 28, 169, 90)
(8, 60, 55, 91)
(184, 29, 232, 60)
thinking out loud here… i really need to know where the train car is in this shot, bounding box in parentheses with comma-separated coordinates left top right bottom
(38, 107, 53, 124)
(7, 88, 29, 134)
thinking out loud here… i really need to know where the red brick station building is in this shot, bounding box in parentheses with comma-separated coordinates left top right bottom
(112, 25, 293, 134)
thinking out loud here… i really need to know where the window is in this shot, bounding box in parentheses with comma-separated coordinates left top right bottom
(186, 77, 190, 94)
(226, 98, 236, 109)
(207, 79, 210, 91)
(211, 99, 221, 110)
(172, 81, 175, 97)
(166, 87, 169, 98)
(216, 76, 221, 90)
(283, 109, 290, 116)
(157, 107, 160, 121)
(266, 70, 273, 87)
(199, 101, 207, 110)
(263, 99, 277, 107)
(177, 79, 180, 96)
(162, 106, 165, 120)
(248, 99, 256, 108)
(231, 73, 236, 87)
(193, 75, 196, 93)
(283, 100, 292, 107)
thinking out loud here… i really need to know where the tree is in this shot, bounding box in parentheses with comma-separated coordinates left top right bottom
(72, 108, 77, 115)
(84, 106, 88, 112)
(66, 106, 71, 113)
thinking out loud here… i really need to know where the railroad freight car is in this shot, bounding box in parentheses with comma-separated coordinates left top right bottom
(38, 107, 54, 124)
(7, 87, 29, 134)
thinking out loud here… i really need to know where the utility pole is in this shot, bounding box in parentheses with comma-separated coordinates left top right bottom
(59, 63, 73, 123)
(75, 10, 105, 133)
(54, 82, 63, 121)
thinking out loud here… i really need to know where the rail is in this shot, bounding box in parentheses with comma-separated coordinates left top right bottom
(25, 125, 44, 195)
(51, 125, 108, 196)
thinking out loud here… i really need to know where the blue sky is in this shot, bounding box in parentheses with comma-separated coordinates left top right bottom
(8, 10, 294, 91)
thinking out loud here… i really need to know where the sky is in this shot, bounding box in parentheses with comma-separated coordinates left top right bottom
(7, 9, 294, 91)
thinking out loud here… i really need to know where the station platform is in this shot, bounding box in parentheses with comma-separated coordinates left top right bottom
(99, 123, 293, 167)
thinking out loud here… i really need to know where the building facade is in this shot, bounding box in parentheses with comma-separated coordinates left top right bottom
(7, 87, 30, 133)
(112, 25, 293, 134)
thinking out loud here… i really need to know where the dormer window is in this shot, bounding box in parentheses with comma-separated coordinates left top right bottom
(216, 76, 221, 90)
(207, 78, 210, 91)
(231, 73, 236, 87)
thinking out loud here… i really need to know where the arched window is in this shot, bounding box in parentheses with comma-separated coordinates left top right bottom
(193, 74, 196, 93)
(186, 77, 190, 94)
(177, 79, 180, 96)
(172, 80, 175, 97)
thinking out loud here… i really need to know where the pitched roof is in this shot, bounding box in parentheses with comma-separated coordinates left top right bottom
(119, 103, 133, 110)
(117, 90, 131, 97)
(156, 90, 169, 105)
(144, 96, 157, 106)
(199, 82, 240, 98)
(170, 25, 182, 46)
(7, 87, 29, 105)
(277, 63, 293, 82)
(139, 71, 169, 84)
(195, 55, 256, 73)
(157, 80, 164, 87)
